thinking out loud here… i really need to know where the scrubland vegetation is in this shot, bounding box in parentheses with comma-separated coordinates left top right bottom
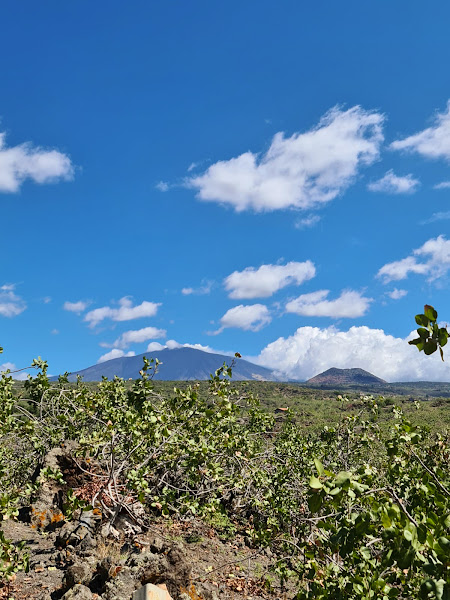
(1, 307, 450, 598)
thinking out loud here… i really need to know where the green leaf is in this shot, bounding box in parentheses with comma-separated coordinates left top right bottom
(437, 536, 450, 551)
(308, 493, 322, 513)
(424, 305, 438, 321)
(334, 471, 352, 487)
(435, 579, 445, 600)
(309, 475, 323, 489)
(415, 314, 430, 327)
(424, 340, 438, 355)
(439, 328, 448, 346)
(314, 458, 324, 476)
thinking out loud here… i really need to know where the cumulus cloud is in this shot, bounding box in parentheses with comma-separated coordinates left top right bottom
(434, 181, 450, 190)
(378, 235, 450, 282)
(254, 325, 450, 382)
(386, 288, 408, 300)
(107, 326, 167, 349)
(85, 297, 161, 327)
(146, 342, 166, 352)
(285, 289, 372, 318)
(0, 131, 73, 193)
(0, 362, 29, 380)
(97, 349, 135, 364)
(224, 261, 316, 299)
(187, 106, 384, 212)
(211, 304, 271, 335)
(391, 101, 450, 160)
(63, 300, 89, 314)
(367, 170, 419, 194)
(0, 284, 26, 317)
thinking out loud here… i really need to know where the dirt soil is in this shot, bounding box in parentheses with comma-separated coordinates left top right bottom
(1, 514, 294, 600)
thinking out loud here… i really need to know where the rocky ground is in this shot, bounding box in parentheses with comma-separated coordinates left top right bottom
(0, 448, 293, 600)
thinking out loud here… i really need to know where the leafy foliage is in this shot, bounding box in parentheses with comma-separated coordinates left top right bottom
(1, 337, 450, 597)
(409, 305, 449, 360)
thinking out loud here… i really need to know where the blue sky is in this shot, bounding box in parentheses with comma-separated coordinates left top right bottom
(2, 1, 450, 381)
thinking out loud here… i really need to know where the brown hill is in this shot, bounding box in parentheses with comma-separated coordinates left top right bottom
(306, 367, 386, 387)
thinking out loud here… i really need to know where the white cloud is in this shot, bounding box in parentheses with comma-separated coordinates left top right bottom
(391, 101, 450, 160)
(109, 326, 167, 349)
(367, 170, 419, 194)
(434, 181, 450, 190)
(63, 300, 89, 314)
(224, 261, 316, 299)
(421, 211, 450, 224)
(254, 325, 450, 382)
(85, 297, 161, 327)
(97, 349, 136, 364)
(0, 362, 29, 380)
(0, 285, 26, 318)
(378, 235, 450, 282)
(155, 181, 170, 192)
(285, 289, 372, 318)
(211, 304, 272, 335)
(146, 340, 220, 354)
(0, 131, 73, 193)
(147, 341, 166, 352)
(181, 281, 213, 296)
(386, 288, 408, 300)
(51, 329, 60, 335)
(187, 106, 384, 212)
(295, 214, 321, 229)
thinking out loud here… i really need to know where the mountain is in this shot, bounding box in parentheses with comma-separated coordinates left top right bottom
(62, 347, 280, 382)
(306, 367, 386, 387)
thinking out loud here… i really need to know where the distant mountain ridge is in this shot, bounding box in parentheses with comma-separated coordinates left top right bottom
(306, 367, 386, 387)
(62, 347, 280, 382)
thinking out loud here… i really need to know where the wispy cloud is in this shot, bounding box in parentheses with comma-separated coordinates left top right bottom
(63, 300, 89, 314)
(186, 106, 384, 212)
(224, 261, 316, 299)
(294, 214, 321, 229)
(181, 280, 213, 296)
(367, 170, 419, 194)
(386, 288, 408, 300)
(433, 181, 450, 190)
(0, 130, 73, 193)
(155, 181, 170, 192)
(421, 211, 450, 225)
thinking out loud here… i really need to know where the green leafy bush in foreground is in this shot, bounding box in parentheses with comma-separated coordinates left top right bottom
(0, 309, 450, 598)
